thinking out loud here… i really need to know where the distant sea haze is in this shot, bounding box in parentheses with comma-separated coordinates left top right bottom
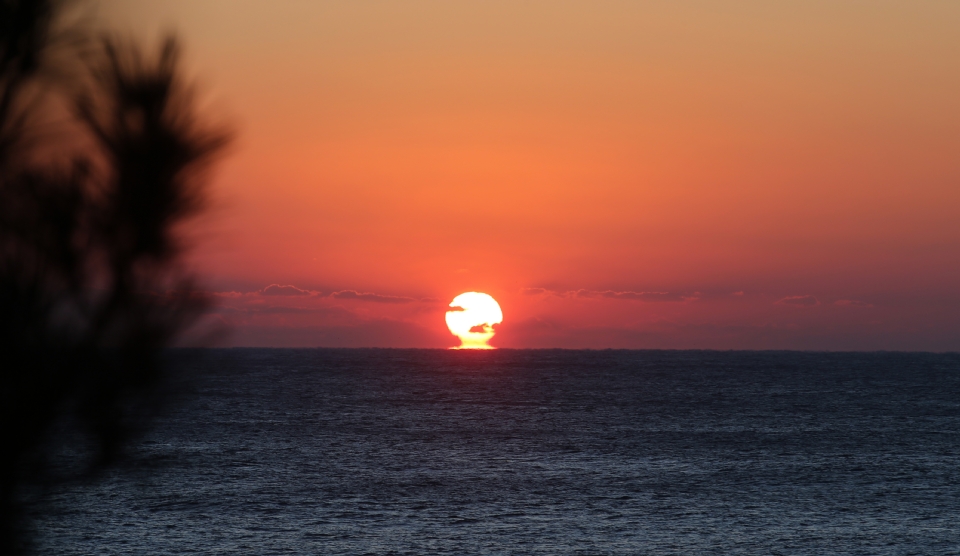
(37, 349, 960, 554)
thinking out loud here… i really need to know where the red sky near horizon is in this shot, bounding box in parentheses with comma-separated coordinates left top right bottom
(100, 1, 960, 350)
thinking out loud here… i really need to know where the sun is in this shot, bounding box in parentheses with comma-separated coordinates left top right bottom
(445, 292, 503, 349)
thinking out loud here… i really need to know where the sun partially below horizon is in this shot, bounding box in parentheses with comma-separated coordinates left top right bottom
(445, 292, 503, 349)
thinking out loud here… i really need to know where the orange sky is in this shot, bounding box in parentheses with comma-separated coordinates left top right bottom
(99, 1, 960, 349)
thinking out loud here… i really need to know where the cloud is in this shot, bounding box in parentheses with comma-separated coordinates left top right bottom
(211, 291, 246, 298)
(261, 284, 312, 296)
(520, 287, 548, 296)
(238, 306, 324, 315)
(493, 317, 914, 350)
(469, 324, 493, 333)
(328, 290, 418, 303)
(447, 305, 465, 312)
(776, 295, 820, 306)
(221, 285, 439, 303)
(209, 304, 354, 317)
(217, 319, 452, 348)
(599, 290, 694, 302)
(208, 284, 441, 312)
(835, 299, 873, 307)
(563, 289, 696, 302)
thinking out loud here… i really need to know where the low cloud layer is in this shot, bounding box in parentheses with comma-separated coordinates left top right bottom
(592, 290, 695, 302)
(835, 299, 873, 307)
(520, 287, 548, 296)
(214, 286, 440, 304)
(261, 284, 313, 296)
(777, 295, 820, 306)
(328, 290, 419, 303)
(212, 304, 351, 317)
(195, 284, 959, 351)
(218, 320, 451, 348)
(491, 316, 951, 351)
(200, 285, 452, 348)
(522, 287, 698, 302)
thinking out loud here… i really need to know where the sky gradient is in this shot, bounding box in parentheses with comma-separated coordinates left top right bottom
(99, 1, 960, 350)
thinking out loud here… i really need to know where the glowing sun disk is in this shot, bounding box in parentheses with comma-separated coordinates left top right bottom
(446, 292, 503, 349)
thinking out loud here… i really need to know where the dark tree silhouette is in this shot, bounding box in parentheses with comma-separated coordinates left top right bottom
(0, 1, 230, 552)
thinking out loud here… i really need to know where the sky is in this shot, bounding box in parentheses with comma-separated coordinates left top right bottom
(97, 1, 960, 350)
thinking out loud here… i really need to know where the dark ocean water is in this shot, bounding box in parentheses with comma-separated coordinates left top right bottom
(35, 349, 960, 554)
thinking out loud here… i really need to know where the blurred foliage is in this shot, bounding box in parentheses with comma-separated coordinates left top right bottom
(0, 0, 230, 552)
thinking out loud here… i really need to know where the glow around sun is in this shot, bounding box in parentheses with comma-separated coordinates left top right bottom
(445, 292, 503, 349)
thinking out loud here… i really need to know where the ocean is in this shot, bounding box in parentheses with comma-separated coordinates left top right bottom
(34, 349, 960, 554)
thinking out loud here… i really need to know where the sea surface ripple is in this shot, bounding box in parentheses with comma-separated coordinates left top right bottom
(35, 349, 960, 554)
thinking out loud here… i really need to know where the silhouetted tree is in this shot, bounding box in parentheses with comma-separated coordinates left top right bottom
(0, 1, 230, 552)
